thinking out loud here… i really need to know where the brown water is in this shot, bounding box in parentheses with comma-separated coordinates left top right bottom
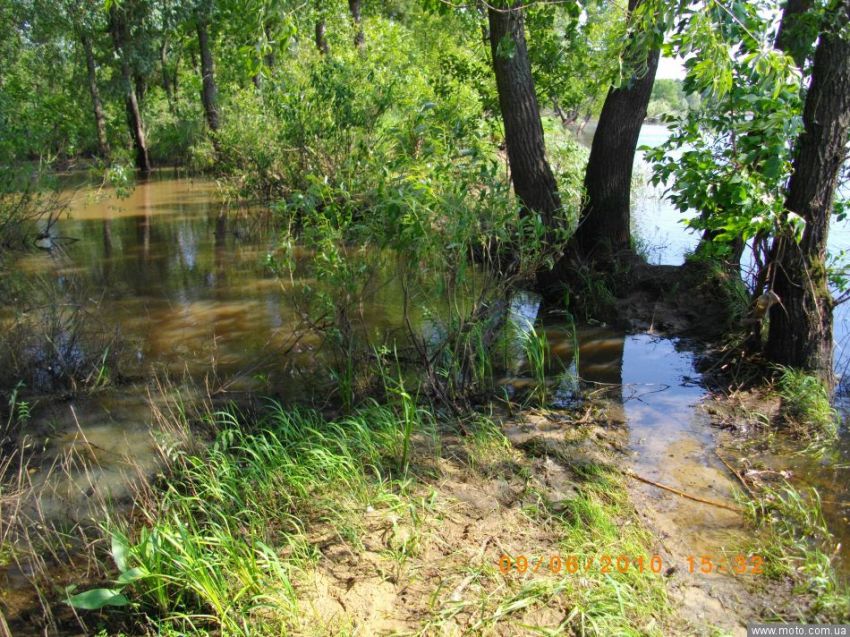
(12, 176, 321, 393)
(2, 167, 848, 614)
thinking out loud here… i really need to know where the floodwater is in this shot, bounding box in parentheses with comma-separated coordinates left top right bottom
(1, 125, 848, 617)
(518, 321, 757, 577)
(12, 178, 332, 395)
(628, 125, 850, 572)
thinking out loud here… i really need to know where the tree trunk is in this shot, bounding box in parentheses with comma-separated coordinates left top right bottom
(172, 54, 180, 114)
(80, 32, 110, 158)
(196, 18, 220, 133)
(488, 3, 561, 232)
(134, 73, 146, 105)
(315, 19, 330, 55)
(263, 21, 276, 69)
(765, 0, 850, 382)
(571, 0, 659, 258)
(108, 7, 151, 174)
(349, 0, 364, 49)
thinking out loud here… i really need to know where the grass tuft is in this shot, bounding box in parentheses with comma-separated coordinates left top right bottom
(740, 481, 850, 622)
(776, 366, 838, 438)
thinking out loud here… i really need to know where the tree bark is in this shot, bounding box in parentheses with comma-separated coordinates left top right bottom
(488, 3, 561, 232)
(349, 0, 364, 49)
(315, 19, 330, 55)
(196, 18, 220, 133)
(108, 6, 151, 174)
(80, 32, 110, 158)
(571, 0, 659, 259)
(765, 0, 850, 382)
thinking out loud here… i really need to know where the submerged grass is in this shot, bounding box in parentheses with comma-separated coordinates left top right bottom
(740, 481, 850, 622)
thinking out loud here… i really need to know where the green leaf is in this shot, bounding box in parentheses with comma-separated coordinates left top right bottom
(67, 588, 130, 610)
(116, 567, 147, 585)
(111, 534, 129, 572)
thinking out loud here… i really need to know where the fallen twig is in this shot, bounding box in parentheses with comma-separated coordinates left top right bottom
(715, 451, 757, 500)
(622, 469, 744, 514)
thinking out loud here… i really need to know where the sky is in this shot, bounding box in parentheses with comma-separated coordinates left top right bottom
(656, 56, 686, 80)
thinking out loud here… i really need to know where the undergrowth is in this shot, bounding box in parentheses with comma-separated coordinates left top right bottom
(74, 400, 430, 634)
(741, 481, 849, 622)
(776, 366, 838, 439)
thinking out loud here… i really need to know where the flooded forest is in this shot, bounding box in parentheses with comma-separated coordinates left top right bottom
(1, 0, 850, 635)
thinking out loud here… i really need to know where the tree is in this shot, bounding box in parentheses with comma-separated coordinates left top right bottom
(63, 0, 112, 158)
(487, 2, 561, 237)
(776, 0, 816, 68)
(349, 0, 364, 48)
(158, 0, 183, 115)
(108, 2, 151, 173)
(79, 32, 110, 158)
(570, 0, 660, 259)
(524, 1, 619, 132)
(692, 0, 816, 268)
(645, 1, 811, 277)
(765, 0, 850, 381)
(196, 11, 220, 134)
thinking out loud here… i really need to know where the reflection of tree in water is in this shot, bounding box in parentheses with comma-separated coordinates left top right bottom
(211, 211, 227, 291)
(447, 289, 630, 408)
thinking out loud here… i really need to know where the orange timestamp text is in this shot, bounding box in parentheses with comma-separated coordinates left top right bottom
(498, 554, 765, 576)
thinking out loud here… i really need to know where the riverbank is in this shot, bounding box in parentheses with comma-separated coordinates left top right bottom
(3, 348, 848, 635)
(2, 172, 849, 635)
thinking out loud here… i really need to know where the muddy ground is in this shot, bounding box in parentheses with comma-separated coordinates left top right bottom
(278, 404, 801, 636)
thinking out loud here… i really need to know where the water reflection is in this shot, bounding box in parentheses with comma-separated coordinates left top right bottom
(621, 335, 745, 554)
(15, 175, 308, 394)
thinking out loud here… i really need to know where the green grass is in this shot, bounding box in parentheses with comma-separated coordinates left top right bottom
(522, 322, 550, 405)
(469, 466, 671, 636)
(89, 401, 422, 634)
(740, 481, 850, 622)
(462, 414, 516, 474)
(0, 541, 12, 568)
(776, 366, 838, 438)
(412, 424, 674, 636)
(552, 464, 670, 635)
(62, 399, 680, 636)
